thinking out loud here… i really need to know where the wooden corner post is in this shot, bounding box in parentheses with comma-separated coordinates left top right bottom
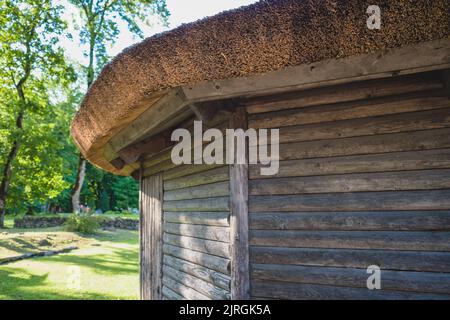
(229, 107, 251, 299)
(140, 171, 163, 300)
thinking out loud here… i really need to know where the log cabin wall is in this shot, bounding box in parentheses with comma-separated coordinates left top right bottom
(246, 70, 450, 299)
(140, 115, 232, 300)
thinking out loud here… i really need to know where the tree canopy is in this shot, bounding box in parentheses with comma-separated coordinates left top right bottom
(0, 0, 169, 223)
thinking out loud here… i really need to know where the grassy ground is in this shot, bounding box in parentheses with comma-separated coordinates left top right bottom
(0, 226, 139, 300)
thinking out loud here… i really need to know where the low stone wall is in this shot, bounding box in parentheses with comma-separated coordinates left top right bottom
(100, 218, 139, 230)
(14, 216, 66, 229)
(14, 216, 139, 230)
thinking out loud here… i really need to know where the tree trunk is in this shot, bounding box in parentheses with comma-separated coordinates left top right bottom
(70, 20, 96, 215)
(71, 154, 86, 213)
(0, 110, 24, 228)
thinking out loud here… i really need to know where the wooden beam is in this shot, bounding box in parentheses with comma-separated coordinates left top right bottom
(140, 173, 163, 300)
(119, 130, 171, 165)
(110, 88, 191, 153)
(229, 107, 250, 300)
(180, 39, 450, 103)
(110, 157, 125, 170)
(189, 102, 218, 124)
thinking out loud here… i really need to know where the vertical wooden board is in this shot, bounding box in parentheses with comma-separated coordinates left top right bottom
(229, 107, 250, 299)
(140, 173, 163, 300)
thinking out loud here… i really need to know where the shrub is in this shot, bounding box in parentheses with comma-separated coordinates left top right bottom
(65, 214, 100, 234)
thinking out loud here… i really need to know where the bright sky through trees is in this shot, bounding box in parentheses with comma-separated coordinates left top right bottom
(60, 0, 259, 65)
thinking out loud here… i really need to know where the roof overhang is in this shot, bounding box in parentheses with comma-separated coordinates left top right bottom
(74, 38, 450, 176)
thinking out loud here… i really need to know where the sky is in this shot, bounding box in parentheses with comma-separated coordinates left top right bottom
(61, 0, 259, 66)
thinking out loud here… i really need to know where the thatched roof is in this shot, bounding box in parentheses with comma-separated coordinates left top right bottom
(71, 0, 450, 173)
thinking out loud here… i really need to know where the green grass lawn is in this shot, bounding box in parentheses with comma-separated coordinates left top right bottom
(0, 227, 139, 300)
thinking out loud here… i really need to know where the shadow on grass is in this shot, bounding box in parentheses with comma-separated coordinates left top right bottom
(0, 267, 118, 300)
(44, 247, 139, 276)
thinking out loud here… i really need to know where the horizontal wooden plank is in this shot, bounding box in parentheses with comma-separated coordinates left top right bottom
(250, 247, 450, 273)
(143, 159, 178, 177)
(163, 265, 230, 300)
(245, 72, 444, 114)
(163, 255, 230, 290)
(164, 222, 229, 242)
(250, 149, 450, 179)
(165, 211, 229, 227)
(249, 190, 450, 212)
(249, 169, 450, 195)
(164, 166, 228, 189)
(259, 128, 450, 162)
(162, 276, 210, 300)
(164, 233, 230, 258)
(163, 244, 230, 274)
(249, 93, 449, 129)
(250, 230, 450, 251)
(249, 211, 450, 231)
(252, 264, 450, 295)
(164, 164, 227, 182)
(162, 285, 184, 300)
(164, 181, 229, 201)
(163, 197, 230, 212)
(274, 107, 450, 145)
(251, 280, 450, 300)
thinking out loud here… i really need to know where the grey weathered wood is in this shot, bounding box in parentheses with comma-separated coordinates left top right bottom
(164, 181, 229, 201)
(110, 88, 190, 152)
(250, 247, 450, 273)
(245, 72, 444, 114)
(181, 39, 450, 104)
(140, 173, 163, 300)
(143, 159, 178, 178)
(273, 107, 450, 145)
(251, 280, 450, 300)
(162, 285, 184, 300)
(228, 107, 250, 300)
(162, 276, 210, 300)
(164, 211, 229, 227)
(142, 148, 172, 169)
(164, 166, 229, 190)
(254, 128, 450, 162)
(249, 93, 448, 129)
(252, 264, 450, 295)
(163, 244, 230, 274)
(163, 197, 230, 212)
(249, 169, 450, 195)
(250, 149, 450, 179)
(163, 255, 231, 290)
(164, 222, 229, 242)
(249, 190, 450, 212)
(164, 233, 230, 258)
(163, 265, 230, 300)
(249, 230, 450, 252)
(249, 211, 450, 231)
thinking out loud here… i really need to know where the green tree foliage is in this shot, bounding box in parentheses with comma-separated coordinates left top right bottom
(0, 0, 75, 225)
(68, 0, 169, 213)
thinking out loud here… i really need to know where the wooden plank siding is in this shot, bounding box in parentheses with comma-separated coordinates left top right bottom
(140, 173, 163, 300)
(247, 71, 450, 299)
(162, 158, 232, 300)
(137, 114, 233, 300)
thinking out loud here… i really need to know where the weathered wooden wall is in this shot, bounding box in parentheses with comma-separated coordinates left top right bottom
(245, 71, 450, 299)
(141, 115, 232, 300)
(140, 173, 163, 300)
